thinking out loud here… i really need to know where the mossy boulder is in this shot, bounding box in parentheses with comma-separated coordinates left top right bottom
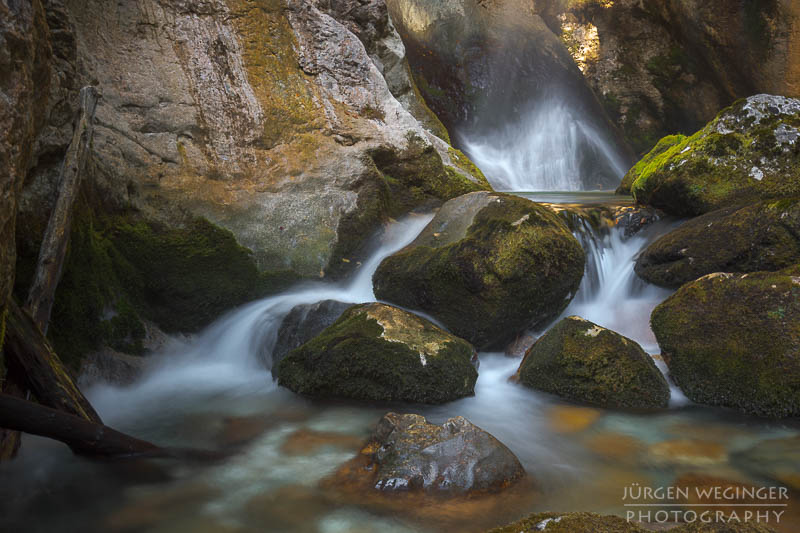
(327, 413, 524, 494)
(652, 267, 800, 417)
(627, 95, 800, 216)
(635, 199, 800, 288)
(517, 316, 670, 409)
(373, 192, 585, 349)
(276, 303, 478, 404)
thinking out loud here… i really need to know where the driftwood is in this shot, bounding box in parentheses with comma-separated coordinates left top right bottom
(26, 86, 99, 334)
(4, 300, 102, 423)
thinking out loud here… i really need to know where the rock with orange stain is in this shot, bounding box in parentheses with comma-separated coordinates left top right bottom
(585, 431, 645, 462)
(326, 412, 524, 494)
(647, 439, 728, 467)
(547, 405, 603, 434)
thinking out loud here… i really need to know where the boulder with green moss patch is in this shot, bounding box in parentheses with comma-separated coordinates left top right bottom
(627, 95, 800, 216)
(277, 303, 478, 403)
(517, 316, 670, 409)
(373, 192, 585, 349)
(652, 267, 800, 418)
(635, 199, 800, 288)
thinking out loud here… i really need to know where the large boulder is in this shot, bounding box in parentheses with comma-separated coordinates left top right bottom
(271, 299, 350, 375)
(373, 192, 585, 349)
(276, 303, 478, 403)
(652, 267, 800, 417)
(635, 199, 800, 289)
(517, 316, 670, 409)
(327, 412, 524, 494)
(626, 95, 800, 216)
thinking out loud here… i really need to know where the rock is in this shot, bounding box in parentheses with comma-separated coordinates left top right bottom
(627, 95, 800, 216)
(546, 405, 603, 434)
(386, 0, 631, 189)
(613, 205, 664, 238)
(271, 299, 350, 375)
(549, 1, 800, 156)
(585, 432, 645, 463)
(733, 436, 800, 491)
(327, 412, 524, 494)
(276, 303, 478, 403)
(77, 348, 146, 388)
(647, 439, 728, 467)
(517, 317, 670, 409)
(652, 267, 800, 417)
(635, 200, 800, 289)
(373, 192, 585, 349)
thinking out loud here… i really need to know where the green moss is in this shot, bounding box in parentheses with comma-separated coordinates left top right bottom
(373, 193, 585, 349)
(627, 98, 800, 216)
(635, 199, 800, 288)
(487, 512, 647, 533)
(448, 146, 491, 190)
(518, 316, 670, 408)
(652, 266, 800, 418)
(277, 303, 478, 403)
(15, 200, 293, 370)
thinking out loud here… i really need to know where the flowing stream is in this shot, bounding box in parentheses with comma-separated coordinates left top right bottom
(1, 198, 799, 533)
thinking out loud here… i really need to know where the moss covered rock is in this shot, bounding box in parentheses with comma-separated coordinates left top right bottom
(635, 199, 800, 288)
(327, 412, 524, 494)
(628, 95, 800, 216)
(277, 303, 478, 403)
(652, 267, 800, 418)
(373, 192, 585, 349)
(517, 316, 670, 409)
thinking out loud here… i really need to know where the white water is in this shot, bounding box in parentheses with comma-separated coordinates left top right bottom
(461, 99, 628, 191)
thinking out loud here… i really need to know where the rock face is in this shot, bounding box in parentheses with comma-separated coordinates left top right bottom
(517, 316, 670, 409)
(329, 413, 524, 493)
(271, 299, 350, 375)
(635, 200, 800, 289)
(652, 268, 800, 418)
(373, 192, 585, 349)
(547, 0, 800, 156)
(276, 303, 478, 403)
(385, 0, 631, 189)
(623, 95, 800, 216)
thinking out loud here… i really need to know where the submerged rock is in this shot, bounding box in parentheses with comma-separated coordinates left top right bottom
(517, 316, 670, 409)
(733, 436, 800, 491)
(625, 95, 800, 216)
(276, 303, 478, 403)
(271, 300, 350, 375)
(652, 267, 800, 417)
(328, 413, 524, 494)
(373, 192, 585, 349)
(636, 199, 800, 288)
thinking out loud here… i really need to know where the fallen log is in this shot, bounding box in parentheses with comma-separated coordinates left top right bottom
(0, 392, 157, 457)
(4, 300, 102, 423)
(26, 86, 99, 334)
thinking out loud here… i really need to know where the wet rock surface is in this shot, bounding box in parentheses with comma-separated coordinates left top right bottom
(328, 412, 524, 494)
(271, 299, 350, 375)
(652, 267, 800, 418)
(518, 316, 670, 409)
(374, 192, 585, 349)
(636, 200, 800, 289)
(625, 95, 800, 216)
(277, 303, 478, 403)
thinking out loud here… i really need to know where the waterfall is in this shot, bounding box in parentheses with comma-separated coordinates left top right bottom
(461, 97, 629, 192)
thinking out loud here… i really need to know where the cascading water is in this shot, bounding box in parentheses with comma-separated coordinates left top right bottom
(460, 98, 629, 192)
